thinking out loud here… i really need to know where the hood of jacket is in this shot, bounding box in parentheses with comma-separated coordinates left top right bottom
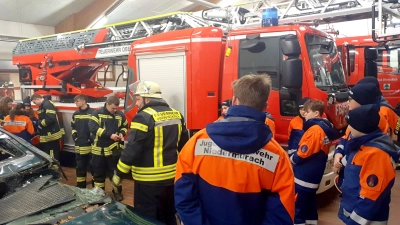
(380, 96, 397, 113)
(303, 118, 336, 140)
(206, 105, 272, 154)
(349, 131, 400, 163)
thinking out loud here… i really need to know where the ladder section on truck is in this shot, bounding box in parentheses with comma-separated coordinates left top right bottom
(200, 0, 400, 28)
(12, 12, 209, 59)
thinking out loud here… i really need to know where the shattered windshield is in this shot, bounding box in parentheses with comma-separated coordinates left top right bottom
(0, 138, 24, 161)
(305, 34, 346, 90)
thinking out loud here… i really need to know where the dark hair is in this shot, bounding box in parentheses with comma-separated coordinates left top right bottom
(74, 95, 88, 102)
(106, 96, 120, 106)
(10, 103, 27, 121)
(0, 96, 13, 117)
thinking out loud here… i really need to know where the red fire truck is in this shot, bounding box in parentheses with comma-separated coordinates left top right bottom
(12, 3, 358, 192)
(336, 36, 400, 107)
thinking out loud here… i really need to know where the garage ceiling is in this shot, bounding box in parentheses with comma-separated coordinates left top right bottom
(0, 0, 269, 27)
(106, 0, 198, 24)
(0, 0, 96, 26)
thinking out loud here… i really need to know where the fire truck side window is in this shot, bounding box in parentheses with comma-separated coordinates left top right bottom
(238, 36, 282, 90)
(376, 48, 400, 74)
(349, 45, 355, 72)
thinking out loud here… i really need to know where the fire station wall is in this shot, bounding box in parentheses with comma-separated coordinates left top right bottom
(0, 19, 55, 60)
(0, 20, 54, 101)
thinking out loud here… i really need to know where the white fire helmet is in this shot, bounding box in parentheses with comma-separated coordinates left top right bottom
(129, 80, 162, 98)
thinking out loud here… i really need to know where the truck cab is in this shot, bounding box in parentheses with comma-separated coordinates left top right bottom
(336, 36, 400, 107)
(125, 25, 348, 193)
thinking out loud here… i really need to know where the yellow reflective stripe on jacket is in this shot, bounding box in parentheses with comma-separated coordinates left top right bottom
(72, 130, 77, 135)
(130, 122, 148, 132)
(155, 119, 181, 127)
(91, 116, 100, 124)
(131, 163, 176, 174)
(39, 130, 64, 143)
(99, 114, 114, 119)
(117, 160, 131, 173)
(121, 128, 128, 133)
(132, 170, 176, 182)
(152, 110, 182, 122)
(41, 119, 46, 126)
(177, 123, 182, 145)
(74, 115, 91, 119)
(96, 128, 105, 137)
(46, 109, 56, 114)
(143, 108, 157, 115)
(154, 126, 164, 167)
(75, 146, 91, 154)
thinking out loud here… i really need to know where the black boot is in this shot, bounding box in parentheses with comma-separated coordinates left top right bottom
(77, 181, 86, 188)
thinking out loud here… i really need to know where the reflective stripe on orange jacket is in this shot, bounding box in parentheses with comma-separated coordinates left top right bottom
(3, 115, 34, 142)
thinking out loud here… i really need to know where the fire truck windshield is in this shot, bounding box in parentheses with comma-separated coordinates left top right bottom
(305, 34, 346, 90)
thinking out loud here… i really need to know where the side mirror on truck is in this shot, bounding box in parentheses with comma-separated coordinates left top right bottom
(364, 47, 378, 78)
(281, 35, 302, 89)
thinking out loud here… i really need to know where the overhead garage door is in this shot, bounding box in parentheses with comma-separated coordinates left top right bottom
(137, 52, 186, 116)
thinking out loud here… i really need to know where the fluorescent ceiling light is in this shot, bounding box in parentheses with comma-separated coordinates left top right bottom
(88, 15, 108, 29)
(218, 0, 242, 7)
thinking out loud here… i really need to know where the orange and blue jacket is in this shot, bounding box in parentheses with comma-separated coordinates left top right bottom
(339, 132, 399, 224)
(2, 114, 34, 142)
(175, 105, 295, 225)
(265, 112, 275, 138)
(287, 115, 304, 156)
(290, 118, 335, 192)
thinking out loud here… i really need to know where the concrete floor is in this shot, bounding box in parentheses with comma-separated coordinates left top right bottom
(60, 167, 400, 224)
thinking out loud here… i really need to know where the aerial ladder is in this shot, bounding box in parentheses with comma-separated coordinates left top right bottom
(12, 0, 400, 102)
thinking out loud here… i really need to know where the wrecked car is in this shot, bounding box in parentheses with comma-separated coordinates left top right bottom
(0, 129, 163, 225)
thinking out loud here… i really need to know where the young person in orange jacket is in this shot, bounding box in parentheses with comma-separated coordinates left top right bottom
(290, 100, 336, 225)
(175, 74, 295, 225)
(2, 103, 34, 142)
(338, 104, 400, 224)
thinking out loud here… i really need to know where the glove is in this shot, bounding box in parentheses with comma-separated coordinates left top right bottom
(72, 134, 78, 142)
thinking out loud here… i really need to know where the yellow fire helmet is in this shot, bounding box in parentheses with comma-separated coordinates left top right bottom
(129, 80, 162, 98)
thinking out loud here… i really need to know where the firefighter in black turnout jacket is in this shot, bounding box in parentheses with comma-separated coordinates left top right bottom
(88, 96, 128, 198)
(31, 94, 64, 160)
(112, 80, 189, 225)
(71, 95, 94, 188)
